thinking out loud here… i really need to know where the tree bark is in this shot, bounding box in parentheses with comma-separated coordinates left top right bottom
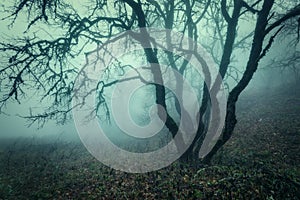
(124, 0, 186, 153)
(185, 0, 243, 162)
(202, 0, 275, 164)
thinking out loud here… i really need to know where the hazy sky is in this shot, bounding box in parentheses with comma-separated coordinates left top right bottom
(0, 3, 79, 140)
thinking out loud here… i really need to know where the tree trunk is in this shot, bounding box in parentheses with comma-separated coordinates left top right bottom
(202, 0, 275, 164)
(124, 0, 186, 153)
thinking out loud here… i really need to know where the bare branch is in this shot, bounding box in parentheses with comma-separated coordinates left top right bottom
(221, 0, 231, 23)
(265, 5, 300, 36)
(241, 0, 260, 14)
(259, 25, 285, 60)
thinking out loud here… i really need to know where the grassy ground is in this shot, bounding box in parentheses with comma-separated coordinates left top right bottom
(0, 86, 299, 199)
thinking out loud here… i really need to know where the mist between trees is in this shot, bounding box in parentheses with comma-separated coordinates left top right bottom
(0, 0, 299, 165)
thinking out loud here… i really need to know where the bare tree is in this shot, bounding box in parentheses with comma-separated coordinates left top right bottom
(0, 0, 299, 164)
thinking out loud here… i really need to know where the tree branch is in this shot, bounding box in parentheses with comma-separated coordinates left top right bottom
(221, 0, 231, 23)
(259, 25, 284, 60)
(265, 5, 300, 36)
(241, 0, 259, 14)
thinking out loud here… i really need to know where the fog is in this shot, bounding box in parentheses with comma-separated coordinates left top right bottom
(0, 22, 298, 143)
(0, 0, 298, 148)
(0, 1, 300, 198)
(0, 44, 297, 142)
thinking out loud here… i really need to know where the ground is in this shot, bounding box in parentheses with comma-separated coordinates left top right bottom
(0, 84, 299, 199)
